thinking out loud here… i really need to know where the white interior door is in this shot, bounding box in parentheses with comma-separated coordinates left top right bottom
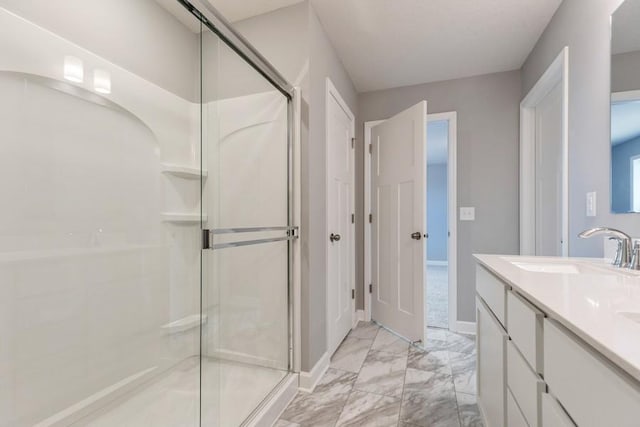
(371, 101, 427, 343)
(535, 81, 563, 256)
(327, 81, 355, 355)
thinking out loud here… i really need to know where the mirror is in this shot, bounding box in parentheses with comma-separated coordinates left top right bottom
(611, 0, 640, 213)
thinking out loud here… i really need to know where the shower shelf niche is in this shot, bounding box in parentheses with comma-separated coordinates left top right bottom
(161, 213, 207, 223)
(160, 163, 207, 180)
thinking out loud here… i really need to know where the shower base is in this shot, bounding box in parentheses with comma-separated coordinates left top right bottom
(68, 357, 288, 427)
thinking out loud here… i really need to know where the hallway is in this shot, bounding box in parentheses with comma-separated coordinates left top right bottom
(277, 322, 482, 427)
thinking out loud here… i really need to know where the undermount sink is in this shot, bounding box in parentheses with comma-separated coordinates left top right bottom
(510, 262, 583, 274)
(499, 256, 628, 276)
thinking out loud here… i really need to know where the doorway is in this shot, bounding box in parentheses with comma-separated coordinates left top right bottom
(520, 47, 569, 256)
(326, 78, 356, 356)
(364, 110, 458, 335)
(425, 113, 457, 330)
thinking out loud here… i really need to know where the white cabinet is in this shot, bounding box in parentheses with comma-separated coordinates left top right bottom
(541, 393, 575, 427)
(476, 261, 640, 427)
(476, 265, 508, 326)
(507, 290, 544, 374)
(507, 341, 544, 427)
(544, 319, 640, 427)
(477, 297, 508, 427)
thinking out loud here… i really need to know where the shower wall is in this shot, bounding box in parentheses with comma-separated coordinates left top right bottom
(0, 4, 202, 426)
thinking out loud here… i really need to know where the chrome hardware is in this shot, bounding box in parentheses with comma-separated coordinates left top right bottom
(411, 232, 422, 240)
(629, 241, 640, 271)
(579, 227, 633, 268)
(330, 233, 341, 242)
(202, 226, 299, 250)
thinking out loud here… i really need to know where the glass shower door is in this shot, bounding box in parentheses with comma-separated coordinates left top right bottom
(200, 24, 292, 426)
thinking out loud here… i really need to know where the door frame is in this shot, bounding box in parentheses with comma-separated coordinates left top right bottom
(520, 46, 569, 256)
(363, 111, 458, 332)
(325, 77, 356, 355)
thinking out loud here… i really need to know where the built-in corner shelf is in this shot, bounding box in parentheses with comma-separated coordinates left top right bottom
(161, 213, 207, 224)
(161, 163, 208, 180)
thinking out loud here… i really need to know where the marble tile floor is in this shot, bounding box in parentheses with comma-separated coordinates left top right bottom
(278, 322, 482, 427)
(426, 264, 449, 329)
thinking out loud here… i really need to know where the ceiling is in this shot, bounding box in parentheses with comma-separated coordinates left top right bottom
(310, 0, 562, 92)
(208, 0, 304, 22)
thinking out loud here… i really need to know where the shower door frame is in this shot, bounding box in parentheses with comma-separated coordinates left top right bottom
(176, 0, 301, 375)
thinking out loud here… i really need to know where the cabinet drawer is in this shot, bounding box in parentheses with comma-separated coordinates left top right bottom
(541, 393, 575, 427)
(507, 388, 528, 427)
(544, 319, 640, 427)
(507, 340, 544, 427)
(507, 290, 544, 374)
(476, 265, 507, 326)
(477, 297, 507, 427)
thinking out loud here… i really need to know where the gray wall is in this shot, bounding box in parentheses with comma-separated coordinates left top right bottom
(235, 1, 358, 371)
(357, 70, 521, 322)
(427, 164, 448, 262)
(521, 0, 640, 257)
(304, 3, 359, 371)
(0, 0, 200, 100)
(612, 50, 640, 92)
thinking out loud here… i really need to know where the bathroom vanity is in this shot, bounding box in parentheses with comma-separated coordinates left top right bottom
(474, 255, 640, 427)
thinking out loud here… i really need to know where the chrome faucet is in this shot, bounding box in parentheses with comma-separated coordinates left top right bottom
(579, 227, 633, 268)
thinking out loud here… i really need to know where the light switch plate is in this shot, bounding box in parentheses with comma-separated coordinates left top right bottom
(586, 192, 596, 217)
(460, 207, 475, 221)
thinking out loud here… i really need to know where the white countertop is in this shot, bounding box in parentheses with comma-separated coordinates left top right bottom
(475, 254, 640, 382)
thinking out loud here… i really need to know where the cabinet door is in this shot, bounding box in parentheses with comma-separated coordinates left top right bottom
(477, 297, 508, 427)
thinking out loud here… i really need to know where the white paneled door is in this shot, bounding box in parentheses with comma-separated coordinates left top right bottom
(371, 101, 427, 343)
(327, 79, 356, 356)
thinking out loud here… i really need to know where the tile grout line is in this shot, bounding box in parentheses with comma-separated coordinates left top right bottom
(332, 324, 381, 426)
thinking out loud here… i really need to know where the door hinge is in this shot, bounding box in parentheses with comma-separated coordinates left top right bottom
(202, 229, 211, 250)
(351, 213, 355, 224)
(369, 213, 373, 223)
(351, 137, 355, 149)
(351, 289, 355, 299)
(369, 283, 372, 293)
(369, 143, 372, 154)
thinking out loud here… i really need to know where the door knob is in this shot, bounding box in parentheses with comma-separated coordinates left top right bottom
(330, 233, 341, 242)
(411, 232, 422, 240)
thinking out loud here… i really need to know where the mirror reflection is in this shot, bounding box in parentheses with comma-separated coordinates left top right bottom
(611, 0, 640, 213)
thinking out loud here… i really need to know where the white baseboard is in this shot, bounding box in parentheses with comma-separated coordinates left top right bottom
(245, 373, 298, 427)
(455, 321, 477, 335)
(298, 352, 330, 393)
(426, 260, 448, 267)
(356, 309, 365, 322)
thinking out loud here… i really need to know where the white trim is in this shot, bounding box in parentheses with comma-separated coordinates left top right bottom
(325, 77, 356, 356)
(426, 260, 449, 267)
(363, 112, 458, 332)
(363, 120, 384, 323)
(520, 46, 569, 257)
(356, 309, 365, 322)
(455, 321, 477, 336)
(244, 374, 298, 427)
(292, 87, 302, 373)
(298, 352, 330, 393)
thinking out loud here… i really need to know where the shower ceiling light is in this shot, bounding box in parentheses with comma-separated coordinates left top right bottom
(63, 56, 83, 83)
(93, 69, 111, 94)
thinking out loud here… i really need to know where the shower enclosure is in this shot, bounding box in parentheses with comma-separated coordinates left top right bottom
(0, 1, 298, 426)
